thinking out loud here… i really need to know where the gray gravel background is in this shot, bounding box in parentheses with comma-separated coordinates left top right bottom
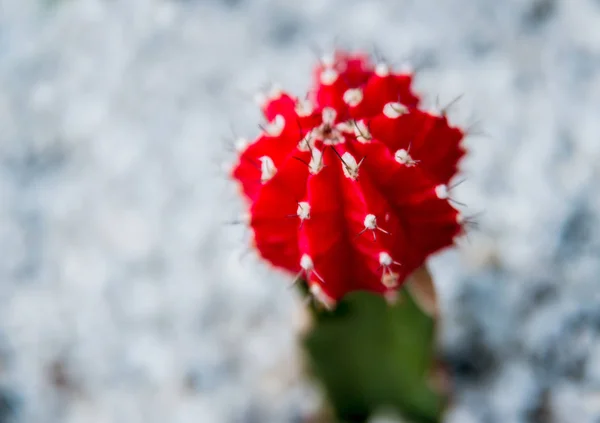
(1, 0, 600, 422)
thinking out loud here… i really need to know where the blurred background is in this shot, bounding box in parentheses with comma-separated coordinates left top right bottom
(1, 0, 600, 422)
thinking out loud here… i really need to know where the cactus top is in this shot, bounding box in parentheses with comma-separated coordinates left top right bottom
(232, 50, 466, 308)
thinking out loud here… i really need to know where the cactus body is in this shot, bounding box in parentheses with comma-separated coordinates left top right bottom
(232, 51, 466, 307)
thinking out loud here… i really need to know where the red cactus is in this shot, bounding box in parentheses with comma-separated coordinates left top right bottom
(231, 50, 466, 308)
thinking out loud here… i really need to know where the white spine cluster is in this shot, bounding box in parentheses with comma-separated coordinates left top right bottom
(435, 184, 449, 199)
(343, 88, 363, 107)
(341, 152, 360, 180)
(383, 102, 408, 119)
(320, 68, 339, 85)
(265, 114, 285, 137)
(394, 149, 418, 167)
(259, 156, 277, 183)
(295, 99, 314, 117)
(354, 120, 372, 143)
(322, 107, 337, 125)
(309, 148, 324, 175)
(300, 254, 314, 271)
(379, 252, 393, 266)
(375, 63, 390, 77)
(364, 214, 377, 230)
(296, 202, 311, 220)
